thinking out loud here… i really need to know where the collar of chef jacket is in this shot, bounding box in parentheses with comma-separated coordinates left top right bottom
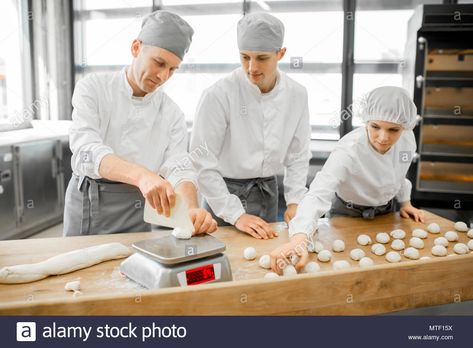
(120, 67, 162, 105)
(238, 67, 285, 99)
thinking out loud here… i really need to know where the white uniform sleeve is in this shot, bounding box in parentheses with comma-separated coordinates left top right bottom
(190, 89, 245, 224)
(159, 107, 197, 188)
(395, 178, 412, 203)
(283, 90, 311, 205)
(288, 148, 352, 238)
(69, 77, 114, 179)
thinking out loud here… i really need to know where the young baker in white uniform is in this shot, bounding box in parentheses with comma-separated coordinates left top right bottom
(63, 11, 217, 236)
(190, 13, 311, 240)
(270, 86, 425, 272)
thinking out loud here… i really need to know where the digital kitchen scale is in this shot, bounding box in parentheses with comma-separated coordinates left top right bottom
(120, 234, 233, 289)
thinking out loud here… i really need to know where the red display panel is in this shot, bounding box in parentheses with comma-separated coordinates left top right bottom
(185, 264, 216, 285)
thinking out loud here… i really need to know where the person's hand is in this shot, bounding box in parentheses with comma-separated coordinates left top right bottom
(270, 233, 309, 274)
(189, 208, 217, 235)
(234, 214, 278, 240)
(400, 201, 425, 223)
(284, 204, 298, 224)
(138, 173, 175, 217)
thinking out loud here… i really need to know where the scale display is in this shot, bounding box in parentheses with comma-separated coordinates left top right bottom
(185, 264, 216, 285)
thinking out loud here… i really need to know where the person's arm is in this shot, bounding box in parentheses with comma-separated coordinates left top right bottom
(282, 90, 311, 223)
(271, 149, 352, 274)
(396, 178, 425, 223)
(190, 89, 276, 239)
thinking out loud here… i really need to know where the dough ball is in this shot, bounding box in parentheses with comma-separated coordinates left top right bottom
(243, 247, 257, 260)
(420, 256, 431, 260)
(290, 255, 300, 266)
(371, 243, 387, 256)
(468, 240, 473, 251)
(385, 251, 401, 263)
(409, 237, 424, 249)
(307, 240, 324, 253)
(431, 245, 447, 257)
(317, 250, 332, 262)
(403, 247, 420, 260)
(468, 229, 473, 238)
(390, 239, 405, 251)
(258, 255, 271, 269)
(332, 239, 345, 252)
(172, 227, 193, 240)
(434, 237, 449, 247)
(453, 243, 469, 255)
(444, 231, 459, 242)
(427, 223, 440, 234)
(282, 264, 298, 276)
(264, 272, 279, 279)
(64, 280, 81, 292)
(390, 229, 406, 239)
(332, 260, 350, 270)
(412, 228, 428, 239)
(375, 232, 390, 244)
(454, 221, 468, 232)
(303, 261, 320, 274)
(359, 257, 374, 268)
(357, 234, 372, 246)
(349, 248, 366, 261)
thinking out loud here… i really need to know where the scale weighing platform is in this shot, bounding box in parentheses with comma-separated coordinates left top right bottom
(120, 234, 233, 289)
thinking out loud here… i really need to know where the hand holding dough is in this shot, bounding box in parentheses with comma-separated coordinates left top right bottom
(0, 243, 131, 284)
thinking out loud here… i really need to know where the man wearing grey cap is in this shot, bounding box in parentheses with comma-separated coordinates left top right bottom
(190, 13, 311, 240)
(63, 11, 217, 236)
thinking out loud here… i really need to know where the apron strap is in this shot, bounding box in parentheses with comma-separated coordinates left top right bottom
(231, 176, 276, 200)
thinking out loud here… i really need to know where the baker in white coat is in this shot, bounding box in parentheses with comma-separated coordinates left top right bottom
(190, 13, 311, 240)
(63, 11, 217, 236)
(270, 86, 425, 272)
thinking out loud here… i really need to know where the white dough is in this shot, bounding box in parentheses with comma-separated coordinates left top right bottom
(172, 227, 193, 240)
(434, 237, 449, 247)
(454, 221, 468, 232)
(420, 256, 431, 260)
(427, 223, 440, 234)
(390, 229, 406, 239)
(317, 250, 332, 262)
(391, 239, 405, 251)
(403, 247, 420, 260)
(258, 255, 271, 269)
(453, 243, 469, 255)
(371, 243, 387, 256)
(349, 248, 366, 261)
(431, 245, 447, 257)
(468, 229, 473, 238)
(282, 264, 297, 276)
(412, 228, 428, 239)
(290, 255, 300, 266)
(444, 231, 459, 242)
(64, 279, 81, 292)
(359, 257, 374, 268)
(307, 240, 325, 253)
(385, 251, 401, 263)
(332, 239, 345, 252)
(264, 272, 279, 279)
(0, 243, 131, 284)
(243, 247, 257, 260)
(375, 232, 390, 244)
(468, 240, 473, 251)
(303, 261, 320, 273)
(409, 237, 424, 249)
(332, 260, 350, 270)
(357, 234, 372, 246)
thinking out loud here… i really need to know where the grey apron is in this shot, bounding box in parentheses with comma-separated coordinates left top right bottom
(328, 193, 395, 220)
(63, 175, 151, 236)
(204, 176, 278, 226)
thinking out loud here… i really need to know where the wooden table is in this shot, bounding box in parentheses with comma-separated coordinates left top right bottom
(0, 211, 472, 315)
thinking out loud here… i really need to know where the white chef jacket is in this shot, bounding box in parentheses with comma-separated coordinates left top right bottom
(190, 68, 311, 224)
(289, 126, 416, 237)
(69, 68, 196, 187)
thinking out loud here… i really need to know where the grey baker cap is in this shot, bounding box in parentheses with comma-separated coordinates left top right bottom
(237, 12, 284, 52)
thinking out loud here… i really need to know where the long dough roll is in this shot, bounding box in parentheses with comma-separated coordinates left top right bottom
(0, 242, 131, 284)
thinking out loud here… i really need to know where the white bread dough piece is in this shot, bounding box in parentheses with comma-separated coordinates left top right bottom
(385, 251, 401, 263)
(412, 228, 428, 239)
(390, 229, 406, 239)
(444, 231, 459, 242)
(376, 232, 390, 244)
(454, 221, 468, 232)
(431, 245, 447, 257)
(391, 239, 405, 251)
(332, 260, 350, 270)
(349, 248, 366, 261)
(172, 227, 193, 240)
(371, 243, 387, 256)
(427, 223, 440, 234)
(357, 234, 372, 246)
(303, 261, 320, 274)
(403, 247, 420, 260)
(243, 247, 257, 260)
(359, 257, 374, 268)
(259, 255, 271, 269)
(0, 243, 131, 284)
(409, 237, 424, 249)
(434, 237, 449, 247)
(453, 243, 469, 255)
(332, 240, 345, 252)
(317, 250, 332, 262)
